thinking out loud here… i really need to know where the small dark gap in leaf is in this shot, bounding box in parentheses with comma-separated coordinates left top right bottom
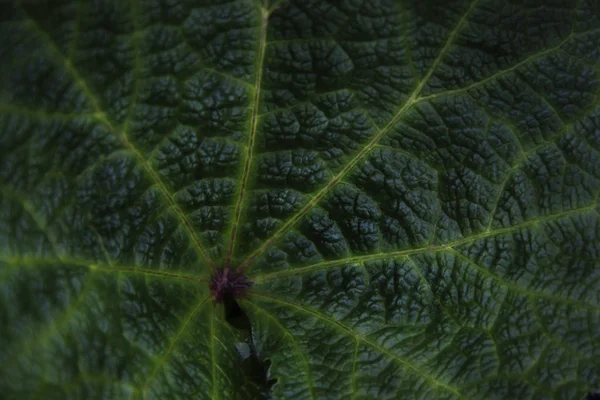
(587, 392, 600, 400)
(223, 295, 276, 399)
(224, 295, 251, 330)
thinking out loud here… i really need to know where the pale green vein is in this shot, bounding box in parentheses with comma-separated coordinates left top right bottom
(89, 221, 115, 267)
(515, 70, 568, 126)
(0, 103, 95, 121)
(206, 317, 236, 399)
(487, 330, 502, 376)
(210, 304, 219, 400)
(404, 255, 434, 299)
(0, 256, 207, 283)
(351, 338, 359, 400)
(528, 298, 588, 361)
(522, 343, 551, 382)
(1, 163, 208, 283)
(197, 64, 255, 89)
(558, 48, 600, 76)
(485, 177, 514, 228)
(480, 111, 583, 233)
(0, 184, 63, 258)
(239, 0, 481, 270)
(98, 96, 219, 270)
(254, 203, 598, 282)
(3, 272, 94, 366)
(19, 9, 104, 117)
(20, 9, 215, 269)
(448, 248, 599, 311)
(225, 6, 270, 266)
(243, 299, 316, 400)
(485, 146, 524, 232)
(250, 292, 465, 399)
(486, 289, 508, 335)
(415, 31, 577, 105)
(142, 296, 210, 397)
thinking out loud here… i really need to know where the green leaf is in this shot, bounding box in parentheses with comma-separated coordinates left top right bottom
(1, 0, 599, 399)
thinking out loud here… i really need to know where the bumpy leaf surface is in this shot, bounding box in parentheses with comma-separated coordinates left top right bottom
(1, 0, 599, 399)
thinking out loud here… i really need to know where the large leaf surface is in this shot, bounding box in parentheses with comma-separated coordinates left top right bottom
(1, 0, 599, 399)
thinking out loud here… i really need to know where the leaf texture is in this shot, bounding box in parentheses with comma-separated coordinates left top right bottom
(1, 0, 599, 399)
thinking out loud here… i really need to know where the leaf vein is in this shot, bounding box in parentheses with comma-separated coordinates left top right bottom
(0, 257, 207, 283)
(20, 9, 215, 269)
(254, 203, 598, 284)
(225, 6, 270, 266)
(244, 299, 317, 400)
(142, 296, 210, 394)
(250, 292, 464, 399)
(239, 0, 482, 270)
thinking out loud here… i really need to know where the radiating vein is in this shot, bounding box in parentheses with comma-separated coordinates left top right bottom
(20, 9, 215, 269)
(210, 304, 219, 400)
(447, 248, 598, 311)
(142, 296, 210, 395)
(0, 184, 63, 258)
(529, 297, 590, 362)
(243, 300, 316, 400)
(3, 276, 95, 367)
(1, 173, 207, 284)
(415, 31, 576, 104)
(225, 6, 269, 266)
(0, 256, 207, 283)
(239, 0, 481, 270)
(249, 292, 464, 399)
(0, 103, 94, 121)
(351, 339, 359, 400)
(254, 203, 598, 282)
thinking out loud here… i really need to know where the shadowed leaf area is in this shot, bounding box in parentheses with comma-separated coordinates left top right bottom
(1, 0, 599, 399)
